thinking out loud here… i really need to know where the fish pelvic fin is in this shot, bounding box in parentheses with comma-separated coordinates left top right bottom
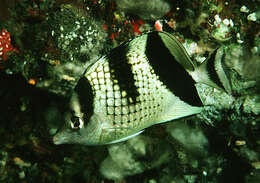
(190, 48, 232, 94)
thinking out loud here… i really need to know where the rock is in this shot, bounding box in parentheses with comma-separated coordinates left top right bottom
(35, 4, 107, 96)
(243, 95, 260, 115)
(166, 121, 209, 157)
(247, 11, 260, 22)
(115, 0, 171, 20)
(100, 135, 172, 180)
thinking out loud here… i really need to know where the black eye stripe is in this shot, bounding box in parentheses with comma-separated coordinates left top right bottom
(74, 77, 94, 123)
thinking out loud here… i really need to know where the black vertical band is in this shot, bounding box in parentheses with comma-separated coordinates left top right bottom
(206, 49, 225, 91)
(145, 31, 202, 107)
(107, 43, 139, 103)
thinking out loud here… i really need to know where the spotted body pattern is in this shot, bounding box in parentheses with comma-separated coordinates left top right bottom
(53, 31, 231, 145)
(85, 35, 169, 143)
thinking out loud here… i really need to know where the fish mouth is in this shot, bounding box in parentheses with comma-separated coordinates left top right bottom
(53, 133, 65, 145)
(52, 129, 76, 145)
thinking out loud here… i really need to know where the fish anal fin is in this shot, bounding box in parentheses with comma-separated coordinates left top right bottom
(106, 130, 144, 144)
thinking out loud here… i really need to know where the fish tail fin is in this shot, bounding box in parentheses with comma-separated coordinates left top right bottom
(192, 48, 232, 94)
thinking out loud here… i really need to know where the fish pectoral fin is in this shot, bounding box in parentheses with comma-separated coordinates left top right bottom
(106, 130, 144, 144)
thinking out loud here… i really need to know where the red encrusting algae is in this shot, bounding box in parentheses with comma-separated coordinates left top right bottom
(130, 19, 144, 35)
(0, 29, 18, 62)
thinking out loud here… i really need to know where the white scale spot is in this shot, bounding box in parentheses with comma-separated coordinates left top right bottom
(131, 57, 139, 64)
(155, 81, 162, 87)
(137, 74, 143, 81)
(121, 90, 127, 97)
(122, 115, 128, 123)
(129, 97, 133, 103)
(138, 81, 144, 88)
(143, 75, 148, 81)
(129, 113, 134, 121)
(105, 78, 112, 84)
(135, 111, 141, 121)
(114, 115, 121, 123)
(93, 79, 98, 85)
(107, 91, 114, 98)
(95, 90, 102, 96)
(99, 78, 105, 84)
(113, 84, 120, 90)
(106, 84, 113, 91)
(152, 101, 158, 108)
(149, 108, 155, 116)
(107, 106, 114, 114)
(91, 72, 97, 78)
(149, 83, 155, 88)
(100, 84, 106, 91)
(105, 72, 110, 78)
(87, 75, 91, 81)
(134, 81, 139, 87)
(107, 98, 114, 106)
(104, 66, 109, 72)
(140, 94, 147, 101)
(141, 110, 146, 118)
(149, 77, 154, 83)
(143, 88, 149, 94)
(138, 88, 144, 94)
(115, 99, 121, 107)
(98, 72, 104, 78)
(135, 104, 140, 111)
(129, 105, 135, 113)
(141, 102, 147, 110)
(100, 99, 106, 106)
(100, 93, 106, 99)
(94, 85, 100, 90)
(122, 106, 129, 114)
(122, 98, 128, 106)
(115, 107, 121, 115)
(96, 64, 103, 72)
(114, 91, 121, 99)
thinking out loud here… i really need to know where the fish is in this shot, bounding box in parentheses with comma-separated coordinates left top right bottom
(53, 31, 231, 145)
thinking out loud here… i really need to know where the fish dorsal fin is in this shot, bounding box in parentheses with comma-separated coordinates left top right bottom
(158, 31, 196, 71)
(145, 31, 203, 107)
(194, 48, 232, 94)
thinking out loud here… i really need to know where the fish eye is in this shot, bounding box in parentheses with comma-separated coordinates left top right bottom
(70, 116, 84, 129)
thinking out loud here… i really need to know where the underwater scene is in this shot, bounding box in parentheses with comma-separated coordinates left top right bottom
(0, 0, 260, 182)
